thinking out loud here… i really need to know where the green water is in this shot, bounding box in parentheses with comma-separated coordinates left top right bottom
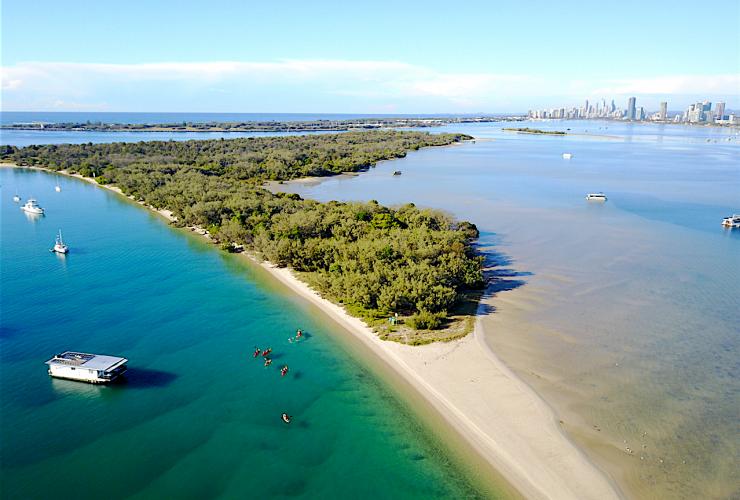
(0, 167, 503, 499)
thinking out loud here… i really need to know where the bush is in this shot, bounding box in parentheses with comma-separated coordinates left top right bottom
(407, 309, 447, 330)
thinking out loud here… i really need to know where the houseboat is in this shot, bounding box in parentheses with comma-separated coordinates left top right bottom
(586, 193, 608, 201)
(46, 351, 128, 384)
(722, 214, 740, 228)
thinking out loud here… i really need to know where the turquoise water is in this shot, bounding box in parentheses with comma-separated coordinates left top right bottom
(274, 121, 740, 498)
(0, 168, 498, 499)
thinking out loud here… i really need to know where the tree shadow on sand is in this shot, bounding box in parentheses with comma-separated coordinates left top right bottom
(476, 231, 532, 316)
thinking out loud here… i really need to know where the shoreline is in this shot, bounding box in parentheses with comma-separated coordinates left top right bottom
(5, 163, 622, 499)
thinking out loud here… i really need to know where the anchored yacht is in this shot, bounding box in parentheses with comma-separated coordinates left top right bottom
(21, 198, 44, 214)
(722, 214, 740, 228)
(46, 352, 128, 384)
(586, 193, 607, 201)
(51, 230, 69, 254)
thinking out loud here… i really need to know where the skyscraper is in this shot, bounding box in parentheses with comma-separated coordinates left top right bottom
(715, 102, 726, 120)
(659, 102, 668, 120)
(627, 97, 637, 120)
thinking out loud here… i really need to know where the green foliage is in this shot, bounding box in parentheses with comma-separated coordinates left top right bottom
(407, 309, 447, 330)
(2, 131, 483, 334)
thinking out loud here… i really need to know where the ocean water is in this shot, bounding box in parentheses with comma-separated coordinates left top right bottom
(272, 121, 740, 499)
(0, 168, 503, 499)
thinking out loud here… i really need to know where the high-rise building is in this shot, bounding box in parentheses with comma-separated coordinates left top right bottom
(659, 102, 668, 120)
(715, 102, 726, 120)
(627, 97, 637, 120)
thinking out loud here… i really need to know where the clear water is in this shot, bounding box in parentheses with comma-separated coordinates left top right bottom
(272, 121, 740, 499)
(0, 168, 501, 499)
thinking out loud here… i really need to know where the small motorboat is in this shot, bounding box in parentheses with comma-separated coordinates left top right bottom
(586, 193, 607, 201)
(562, 153, 573, 159)
(392, 171, 402, 176)
(722, 214, 740, 228)
(55, 185, 62, 192)
(281, 413, 291, 424)
(13, 193, 21, 202)
(50, 230, 69, 254)
(21, 198, 44, 214)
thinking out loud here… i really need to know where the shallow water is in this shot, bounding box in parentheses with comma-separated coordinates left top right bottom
(0, 168, 504, 499)
(273, 121, 740, 499)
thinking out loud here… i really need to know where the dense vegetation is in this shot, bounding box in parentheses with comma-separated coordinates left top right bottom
(2, 131, 485, 342)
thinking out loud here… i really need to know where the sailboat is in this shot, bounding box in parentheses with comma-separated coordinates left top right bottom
(50, 230, 69, 254)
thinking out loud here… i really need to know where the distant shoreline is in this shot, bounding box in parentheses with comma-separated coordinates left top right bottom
(3, 162, 622, 500)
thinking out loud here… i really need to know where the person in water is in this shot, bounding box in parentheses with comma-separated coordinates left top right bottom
(280, 365, 289, 376)
(296, 329, 303, 339)
(281, 413, 291, 424)
(253, 347, 261, 358)
(264, 358, 272, 367)
(262, 348, 272, 357)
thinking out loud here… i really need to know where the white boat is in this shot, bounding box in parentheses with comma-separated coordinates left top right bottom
(722, 214, 740, 228)
(55, 185, 62, 192)
(13, 193, 21, 202)
(20, 198, 44, 214)
(51, 230, 69, 254)
(586, 192, 607, 201)
(46, 351, 128, 384)
(562, 153, 573, 159)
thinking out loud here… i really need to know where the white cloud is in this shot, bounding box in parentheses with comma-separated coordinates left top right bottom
(2, 60, 738, 112)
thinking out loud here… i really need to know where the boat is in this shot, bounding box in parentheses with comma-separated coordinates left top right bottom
(45, 351, 128, 384)
(586, 193, 607, 201)
(393, 171, 402, 176)
(55, 185, 62, 192)
(562, 153, 573, 159)
(20, 198, 44, 214)
(50, 230, 69, 254)
(13, 193, 21, 202)
(722, 214, 740, 228)
(281, 413, 291, 424)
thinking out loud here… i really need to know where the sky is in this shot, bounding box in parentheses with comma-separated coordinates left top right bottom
(2, 0, 738, 113)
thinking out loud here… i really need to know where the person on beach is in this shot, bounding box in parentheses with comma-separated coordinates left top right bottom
(264, 358, 273, 367)
(280, 365, 289, 377)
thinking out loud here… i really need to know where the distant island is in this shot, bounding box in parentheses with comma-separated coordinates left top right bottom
(1, 116, 526, 133)
(2, 131, 484, 344)
(502, 127, 567, 135)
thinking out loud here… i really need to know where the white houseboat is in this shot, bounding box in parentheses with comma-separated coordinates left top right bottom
(46, 351, 128, 384)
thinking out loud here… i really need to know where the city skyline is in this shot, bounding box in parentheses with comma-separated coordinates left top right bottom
(528, 95, 735, 124)
(1, 0, 738, 113)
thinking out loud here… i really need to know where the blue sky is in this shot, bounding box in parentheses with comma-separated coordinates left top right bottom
(2, 0, 738, 113)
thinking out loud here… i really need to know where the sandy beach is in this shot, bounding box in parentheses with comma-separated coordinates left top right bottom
(6, 163, 622, 499)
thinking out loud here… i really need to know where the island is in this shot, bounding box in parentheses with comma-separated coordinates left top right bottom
(502, 127, 567, 135)
(1, 131, 483, 344)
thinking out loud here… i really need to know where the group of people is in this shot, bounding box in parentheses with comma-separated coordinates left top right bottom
(252, 328, 306, 424)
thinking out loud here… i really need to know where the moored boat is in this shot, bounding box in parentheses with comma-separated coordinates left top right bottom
(13, 193, 21, 202)
(586, 192, 607, 201)
(55, 185, 62, 192)
(722, 214, 740, 228)
(562, 153, 573, 159)
(51, 230, 69, 254)
(46, 351, 128, 384)
(21, 198, 44, 214)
